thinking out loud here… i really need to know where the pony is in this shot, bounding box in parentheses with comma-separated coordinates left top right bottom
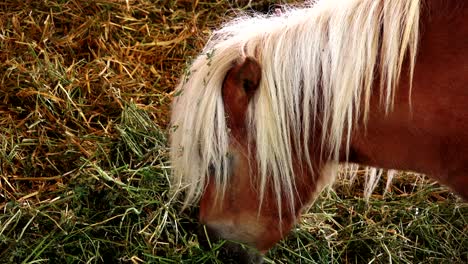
(170, 0, 468, 262)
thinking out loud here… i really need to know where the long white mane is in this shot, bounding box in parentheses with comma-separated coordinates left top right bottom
(170, 0, 420, 212)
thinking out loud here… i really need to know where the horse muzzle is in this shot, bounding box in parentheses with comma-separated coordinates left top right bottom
(198, 224, 264, 264)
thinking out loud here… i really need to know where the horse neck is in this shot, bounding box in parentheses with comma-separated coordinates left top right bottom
(346, 0, 468, 198)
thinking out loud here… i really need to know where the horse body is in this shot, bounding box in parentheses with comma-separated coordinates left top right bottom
(349, 1, 468, 198)
(170, 0, 467, 261)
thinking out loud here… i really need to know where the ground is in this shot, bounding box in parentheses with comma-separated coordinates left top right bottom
(0, 0, 466, 263)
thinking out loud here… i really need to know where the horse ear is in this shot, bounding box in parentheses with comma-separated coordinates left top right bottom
(222, 57, 261, 128)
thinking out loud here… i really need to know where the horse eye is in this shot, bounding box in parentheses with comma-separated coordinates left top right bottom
(208, 162, 216, 175)
(207, 154, 234, 179)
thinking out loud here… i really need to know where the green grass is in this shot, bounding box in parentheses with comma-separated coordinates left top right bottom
(0, 0, 466, 263)
(269, 184, 467, 263)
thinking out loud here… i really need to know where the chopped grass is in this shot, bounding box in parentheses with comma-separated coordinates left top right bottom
(269, 178, 467, 264)
(0, 0, 466, 263)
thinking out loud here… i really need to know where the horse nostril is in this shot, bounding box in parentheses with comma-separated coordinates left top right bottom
(197, 224, 220, 249)
(197, 224, 264, 264)
(219, 242, 264, 264)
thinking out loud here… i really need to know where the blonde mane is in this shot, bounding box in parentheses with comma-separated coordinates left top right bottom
(170, 0, 420, 212)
